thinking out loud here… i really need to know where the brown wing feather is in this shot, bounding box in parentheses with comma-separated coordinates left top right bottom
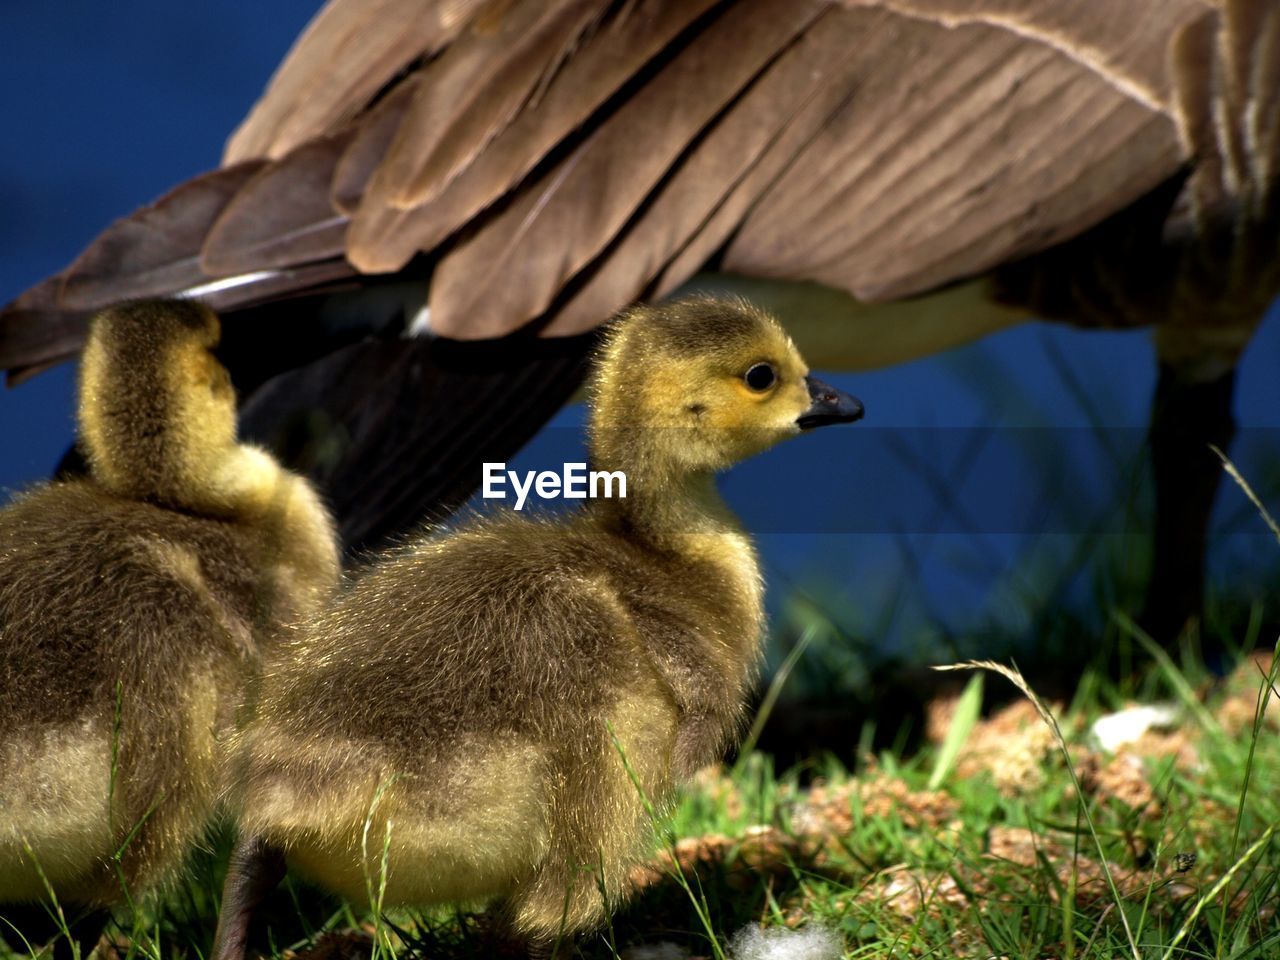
(331, 76, 423, 215)
(837, 0, 1212, 108)
(1165, 2, 1280, 268)
(712, 9, 985, 286)
(818, 95, 1176, 301)
(371, 0, 607, 210)
(1254, 4, 1280, 194)
(345, 0, 723, 272)
(544, 9, 865, 336)
(0, 278, 87, 379)
(3, 261, 363, 387)
(1217, 0, 1280, 204)
(225, 0, 487, 164)
(659, 4, 1194, 302)
(0, 0, 1231, 378)
(724, 14, 1184, 300)
(1215, 0, 1260, 196)
(1170, 11, 1228, 231)
(201, 134, 354, 275)
(650, 17, 882, 296)
(58, 161, 267, 311)
(427, 0, 827, 339)
(1167, 2, 1280, 225)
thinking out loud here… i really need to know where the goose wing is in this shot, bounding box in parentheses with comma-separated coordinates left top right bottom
(0, 0, 1221, 377)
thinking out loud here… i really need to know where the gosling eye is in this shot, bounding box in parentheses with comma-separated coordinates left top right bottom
(744, 362, 777, 392)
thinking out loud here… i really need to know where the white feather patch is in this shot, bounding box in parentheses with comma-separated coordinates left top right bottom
(406, 302, 433, 337)
(178, 270, 281, 299)
(1091, 703, 1181, 753)
(729, 924, 843, 960)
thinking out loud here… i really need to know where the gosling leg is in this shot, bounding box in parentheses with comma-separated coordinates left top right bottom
(211, 835, 286, 960)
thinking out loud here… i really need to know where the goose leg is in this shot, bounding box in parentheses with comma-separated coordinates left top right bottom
(1138, 361, 1237, 647)
(211, 835, 286, 960)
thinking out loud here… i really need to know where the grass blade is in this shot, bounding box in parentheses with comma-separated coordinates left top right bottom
(927, 672, 983, 791)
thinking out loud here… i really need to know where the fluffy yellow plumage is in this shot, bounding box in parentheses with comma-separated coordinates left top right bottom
(0, 300, 339, 956)
(213, 297, 862, 958)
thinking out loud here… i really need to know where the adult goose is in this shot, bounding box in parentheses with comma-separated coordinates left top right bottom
(1, 0, 1276, 644)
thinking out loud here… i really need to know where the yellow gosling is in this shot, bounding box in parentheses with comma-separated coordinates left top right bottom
(214, 297, 862, 958)
(0, 300, 340, 955)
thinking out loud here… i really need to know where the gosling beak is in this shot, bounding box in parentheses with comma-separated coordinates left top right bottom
(797, 375, 864, 430)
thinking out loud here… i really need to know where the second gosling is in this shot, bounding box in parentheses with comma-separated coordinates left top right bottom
(0, 300, 339, 954)
(215, 297, 863, 957)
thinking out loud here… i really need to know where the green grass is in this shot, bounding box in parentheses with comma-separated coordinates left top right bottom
(632, 645, 1280, 960)
(3, 641, 1276, 960)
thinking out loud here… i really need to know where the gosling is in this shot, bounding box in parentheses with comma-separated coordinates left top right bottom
(0, 300, 339, 956)
(214, 297, 863, 958)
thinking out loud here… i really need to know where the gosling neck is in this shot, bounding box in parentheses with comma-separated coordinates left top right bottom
(588, 455, 745, 555)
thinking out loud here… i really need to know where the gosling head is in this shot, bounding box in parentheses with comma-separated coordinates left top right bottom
(589, 297, 863, 477)
(79, 299, 238, 507)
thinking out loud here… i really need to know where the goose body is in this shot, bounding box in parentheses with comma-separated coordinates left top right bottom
(213, 298, 863, 955)
(0, 301, 338, 944)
